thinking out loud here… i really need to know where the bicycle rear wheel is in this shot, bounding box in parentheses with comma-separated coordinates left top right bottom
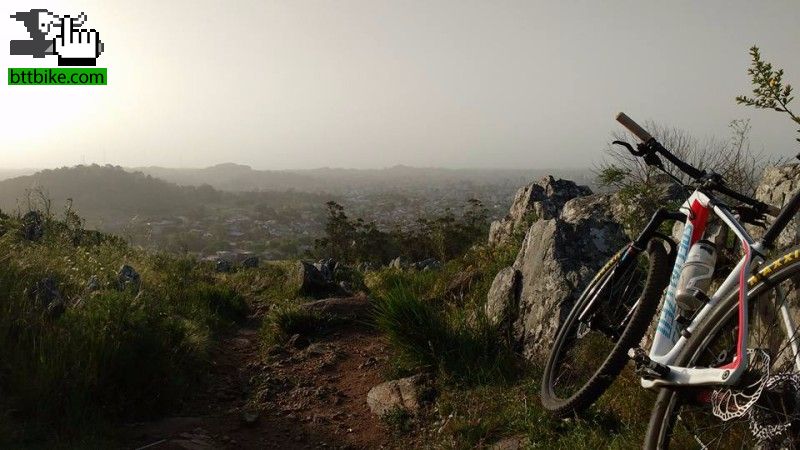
(541, 240, 671, 417)
(645, 245, 800, 449)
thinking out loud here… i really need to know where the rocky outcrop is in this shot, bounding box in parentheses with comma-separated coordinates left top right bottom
(755, 163, 799, 247)
(515, 194, 626, 359)
(366, 374, 432, 417)
(485, 164, 797, 361)
(485, 267, 520, 335)
(488, 191, 627, 360)
(488, 176, 591, 245)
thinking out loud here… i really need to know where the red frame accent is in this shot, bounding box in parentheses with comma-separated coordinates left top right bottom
(688, 199, 709, 245)
(719, 242, 750, 371)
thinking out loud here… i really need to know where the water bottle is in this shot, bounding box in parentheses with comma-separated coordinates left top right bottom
(676, 240, 717, 311)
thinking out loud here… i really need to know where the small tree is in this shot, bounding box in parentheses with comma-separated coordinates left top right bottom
(736, 46, 799, 146)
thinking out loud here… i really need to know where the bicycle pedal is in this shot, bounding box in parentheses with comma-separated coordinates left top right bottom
(628, 347, 670, 379)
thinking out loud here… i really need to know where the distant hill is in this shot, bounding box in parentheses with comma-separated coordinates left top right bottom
(136, 163, 598, 193)
(138, 163, 320, 192)
(0, 165, 219, 224)
(0, 169, 36, 181)
(0, 165, 329, 229)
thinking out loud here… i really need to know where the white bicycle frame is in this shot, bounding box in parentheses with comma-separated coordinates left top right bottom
(641, 189, 800, 389)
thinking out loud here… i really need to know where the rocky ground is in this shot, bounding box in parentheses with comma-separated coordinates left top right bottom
(123, 296, 402, 450)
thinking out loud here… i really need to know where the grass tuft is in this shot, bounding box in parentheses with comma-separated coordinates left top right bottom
(373, 283, 516, 384)
(260, 303, 325, 347)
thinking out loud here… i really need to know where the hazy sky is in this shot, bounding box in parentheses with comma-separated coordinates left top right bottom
(1, 1, 798, 170)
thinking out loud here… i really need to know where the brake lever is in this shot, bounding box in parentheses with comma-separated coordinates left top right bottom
(612, 140, 665, 169)
(612, 140, 645, 156)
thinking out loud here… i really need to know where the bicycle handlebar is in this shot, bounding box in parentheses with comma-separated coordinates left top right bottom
(615, 112, 781, 217)
(615, 112, 653, 142)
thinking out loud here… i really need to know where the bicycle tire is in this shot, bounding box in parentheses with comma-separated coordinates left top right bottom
(644, 244, 800, 449)
(541, 239, 671, 417)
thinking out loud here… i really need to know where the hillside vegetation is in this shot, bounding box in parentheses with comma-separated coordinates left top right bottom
(0, 206, 300, 447)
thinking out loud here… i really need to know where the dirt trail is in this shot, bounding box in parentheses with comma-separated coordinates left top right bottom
(123, 297, 393, 450)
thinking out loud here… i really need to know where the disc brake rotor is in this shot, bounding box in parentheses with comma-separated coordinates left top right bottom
(748, 372, 800, 444)
(711, 349, 771, 421)
(708, 348, 800, 444)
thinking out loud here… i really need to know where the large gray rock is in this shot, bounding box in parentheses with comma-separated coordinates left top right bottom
(755, 163, 799, 247)
(511, 194, 627, 360)
(298, 261, 339, 298)
(485, 267, 521, 335)
(117, 265, 141, 292)
(488, 176, 591, 245)
(366, 374, 431, 417)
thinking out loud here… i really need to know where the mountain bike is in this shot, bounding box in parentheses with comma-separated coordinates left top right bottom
(540, 112, 800, 448)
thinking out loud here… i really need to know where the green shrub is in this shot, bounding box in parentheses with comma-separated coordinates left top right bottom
(373, 283, 515, 384)
(224, 261, 301, 305)
(190, 283, 247, 324)
(260, 303, 324, 347)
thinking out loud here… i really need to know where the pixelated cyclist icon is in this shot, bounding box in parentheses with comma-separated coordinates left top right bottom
(10, 9, 105, 66)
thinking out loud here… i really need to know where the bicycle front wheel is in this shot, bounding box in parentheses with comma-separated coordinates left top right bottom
(645, 245, 800, 449)
(541, 240, 671, 417)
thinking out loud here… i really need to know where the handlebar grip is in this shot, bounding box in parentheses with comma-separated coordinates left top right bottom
(616, 112, 653, 142)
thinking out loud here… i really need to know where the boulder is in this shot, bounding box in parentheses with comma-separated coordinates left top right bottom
(301, 295, 372, 322)
(314, 258, 337, 281)
(85, 275, 101, 292)
(488, 176, 591, 245)
(366, 374, 431, 417)
(298, 261, 336, 298)
(215, 258, 233, 273)
(117, 264, 141, 292)
(388, 257, 405, 270)
(485, 267, 521, 335)
(241, 256, 259, 269)
(511, 194, 627, 360)
(755, 163, 800, 247)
